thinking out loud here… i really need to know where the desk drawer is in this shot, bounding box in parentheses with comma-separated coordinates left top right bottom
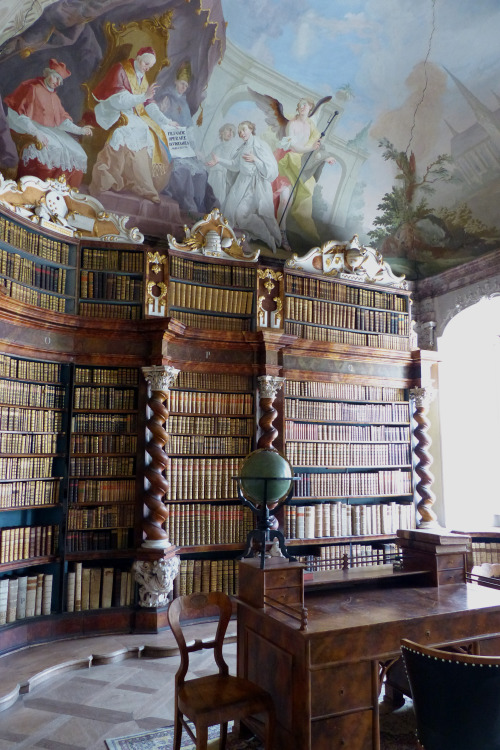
(436, 553, 465, 570)
(264, 567, 303, 590)
(311, 661, 372, 715)
(265, 587, 302, 606)
(312, 710, 373, 750)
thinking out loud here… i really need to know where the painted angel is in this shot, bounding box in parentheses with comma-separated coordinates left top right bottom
(248, 87, 335, 247)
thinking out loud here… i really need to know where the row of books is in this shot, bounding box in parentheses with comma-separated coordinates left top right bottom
(286, 441, 411, 468)
(170, 281, 254, 315)
(293, 469, 413, 498)
(0, 248, 68, 293)
(67, 503, 135, 531)
(0, 478, 61, 509)
(0, 405, 63, 432)
(0, 215, 71, 264)
(0, 378, 66, 408)
(73, 386, 136, 410)
(177, 558, 239, 597)
(65, 528, 132, 551)
(70, 434, 137, 454)
(170, 255, 256, 289)
(284, 501, 415, 539)
(68, 479, 135, 505)
(0, 524, 58, 564)
(0, 456, 54, 480)
(176, 371, 253, 392)
(286, 380, 406, 402)
(297, 542, 399, 571)
(69, 456, 135, 477)
(169, 434, 251, 456)
(0, 572, 53, 624)
(71, 413, 137, 433)
(172, 311, 252, 332)
(286, 399, 409, 423)
(164, 503, 254, 546)
(468, 542, 500, 567)
(0, 432, 58, 454)
(285, 321, 411, 351)
(79, 302, 142, 319)
(285, 275, 408, 311)
(80, 271, 143, 301)
(81, 247, 144, 273)
(285, 422, 410, 442)
(1, 278, 68, 312)
(0, 354, 63, 383)
(74, 367, 139, 385)
(169, 390, 253, 415)
(287, 296, 409, 335)
(168, 415, 253, 436)
(66, 563, 135, 611)
(167, 457, 242, 501)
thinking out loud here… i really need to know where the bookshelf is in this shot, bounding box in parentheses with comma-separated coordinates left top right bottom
(79, 243, 145, 320)
(67, 365, 140, 568)
(0, 352, 69, 625)
(284, 270, 411, 351)
(0, 212, 77, 313)
(167, 370, 256, 596)
(168, 252, 257, 332)
(0, 198, 432, 646)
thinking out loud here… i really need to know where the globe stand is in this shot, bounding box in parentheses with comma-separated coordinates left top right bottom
(236, 477, 297, 569)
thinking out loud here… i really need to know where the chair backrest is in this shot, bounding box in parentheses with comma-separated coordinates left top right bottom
(401, 638, 500, 750)
(167, 591, 233, 686)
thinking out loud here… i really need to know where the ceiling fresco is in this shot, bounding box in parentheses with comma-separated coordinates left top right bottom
(0, 0, 499, 279)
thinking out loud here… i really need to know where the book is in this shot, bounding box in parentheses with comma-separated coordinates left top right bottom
(66, 571, 75, 612)
(89, 568, 102, 609)
(35, 573, 44, 615)
(42, 574, 53, 616)
(0, 579, 8, 625)
(81, 567, 91, 611)
(101, 567, 114, 608)
(7, 578, 18, 623)
(25, 575, 37, 617)
(16, 575, 28, 619)
(74, 562, 83, 612)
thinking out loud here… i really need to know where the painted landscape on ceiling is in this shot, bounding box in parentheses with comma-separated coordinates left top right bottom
(0, 0, 498, 280)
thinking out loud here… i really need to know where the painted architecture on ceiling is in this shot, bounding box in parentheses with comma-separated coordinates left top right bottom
(0, 0, 498, 280)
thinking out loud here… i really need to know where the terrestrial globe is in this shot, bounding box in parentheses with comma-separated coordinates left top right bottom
(239, 448, 293, 510)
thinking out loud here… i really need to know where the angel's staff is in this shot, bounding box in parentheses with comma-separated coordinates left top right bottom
(278, 109, 339, 227)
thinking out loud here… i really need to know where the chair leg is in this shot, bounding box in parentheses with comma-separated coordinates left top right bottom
(173, 709, 183, 750)
(196, 724, 208, 750)
(263, 708, 275, 750)
(219, 722, 228, 750)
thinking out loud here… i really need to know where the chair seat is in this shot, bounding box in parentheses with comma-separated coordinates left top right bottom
(179, 674, 272, 725)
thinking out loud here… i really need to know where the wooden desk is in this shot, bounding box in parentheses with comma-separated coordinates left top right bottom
(237, 577, 500, 750)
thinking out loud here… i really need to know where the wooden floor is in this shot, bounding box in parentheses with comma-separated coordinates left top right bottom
(0, 621, 236, 749)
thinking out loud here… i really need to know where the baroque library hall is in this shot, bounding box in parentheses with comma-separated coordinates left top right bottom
(0, 3, 500, 748)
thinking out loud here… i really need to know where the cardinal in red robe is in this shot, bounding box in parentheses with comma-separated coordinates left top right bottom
(4, 58, 92, 187)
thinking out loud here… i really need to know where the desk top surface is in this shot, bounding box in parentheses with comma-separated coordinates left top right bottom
(258, 582, 500, 636)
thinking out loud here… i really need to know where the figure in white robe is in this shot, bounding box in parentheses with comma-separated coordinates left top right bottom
(208, 121, 281, 253)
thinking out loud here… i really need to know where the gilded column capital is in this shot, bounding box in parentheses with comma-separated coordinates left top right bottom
(409, 386, 436, 410)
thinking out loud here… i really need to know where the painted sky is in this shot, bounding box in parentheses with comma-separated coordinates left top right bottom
(221, 0, 500, 229)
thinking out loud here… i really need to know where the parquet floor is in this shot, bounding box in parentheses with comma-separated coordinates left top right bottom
(0, 622, 236, 749)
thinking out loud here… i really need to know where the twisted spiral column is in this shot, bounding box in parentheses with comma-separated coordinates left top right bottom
(257, 375, 285, 450)
(141, 365, 179, 547)
(410, 386, 437, 528)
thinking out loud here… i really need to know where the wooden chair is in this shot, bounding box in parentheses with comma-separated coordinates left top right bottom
(167, 591, 275, 750)
(401, 638, 500, 750)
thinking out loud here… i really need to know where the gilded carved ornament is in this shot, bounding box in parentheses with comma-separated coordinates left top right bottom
(167, 208, 259, 262)
(285, 234, 407, 288)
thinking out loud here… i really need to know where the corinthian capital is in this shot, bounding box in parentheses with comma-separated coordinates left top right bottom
(410, 386, 436, 410)
(142, 365, 180, 392)
(257, 375, 285, 400)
